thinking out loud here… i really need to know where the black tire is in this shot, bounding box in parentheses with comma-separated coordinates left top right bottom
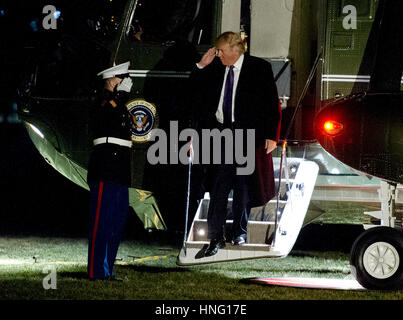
(350, 227, 403, 290)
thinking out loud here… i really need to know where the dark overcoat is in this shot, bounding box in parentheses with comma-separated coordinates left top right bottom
(190, 54, 282, 207)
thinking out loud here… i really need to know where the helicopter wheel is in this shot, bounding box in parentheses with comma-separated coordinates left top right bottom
(350, 227, 403, 290)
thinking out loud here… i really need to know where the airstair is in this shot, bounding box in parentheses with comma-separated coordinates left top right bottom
(177, 157, 319, 266)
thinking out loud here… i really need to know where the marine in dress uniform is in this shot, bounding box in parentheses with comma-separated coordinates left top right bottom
(86, 62, 133, 280)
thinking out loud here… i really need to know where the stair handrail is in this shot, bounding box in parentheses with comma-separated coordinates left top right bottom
(271, 52, 322, 248)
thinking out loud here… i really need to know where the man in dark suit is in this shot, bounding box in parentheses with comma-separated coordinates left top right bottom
(191, 32, 281, 257)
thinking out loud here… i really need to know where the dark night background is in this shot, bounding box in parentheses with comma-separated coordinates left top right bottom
(0, 0, 363, 252)
(0, 0, 149, 239)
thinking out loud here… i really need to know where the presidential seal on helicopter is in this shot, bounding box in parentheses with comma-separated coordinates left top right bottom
(126, 98, 158, 143)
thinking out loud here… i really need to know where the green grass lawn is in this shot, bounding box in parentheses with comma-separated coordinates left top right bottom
(0, 235, 403, 300)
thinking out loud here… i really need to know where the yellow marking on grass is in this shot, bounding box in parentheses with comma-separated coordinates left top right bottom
(130, 255, 168, 263)
(129, 254, 176, 263)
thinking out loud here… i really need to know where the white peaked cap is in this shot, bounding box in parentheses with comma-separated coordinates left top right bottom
(97, 61, 130, 79)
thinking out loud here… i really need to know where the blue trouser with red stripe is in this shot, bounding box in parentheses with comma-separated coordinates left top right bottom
(88, 181, 129, 279)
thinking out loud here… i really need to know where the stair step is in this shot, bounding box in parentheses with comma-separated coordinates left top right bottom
(190, 217, 276, 244)
(275, 178, 295, 182)
(184, 241, 271, 250)
(268, 200, 287, 204)
(178, 157, 319, 266)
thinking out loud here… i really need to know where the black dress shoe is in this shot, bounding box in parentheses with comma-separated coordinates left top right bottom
(232, 235, 246, 246)
(204, 238, 226, 257)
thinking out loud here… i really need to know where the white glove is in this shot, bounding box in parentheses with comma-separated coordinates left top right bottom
(117, 77, 133, 93)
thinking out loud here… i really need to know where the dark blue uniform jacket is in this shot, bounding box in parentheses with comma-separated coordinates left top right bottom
(87, 89, 132, 186)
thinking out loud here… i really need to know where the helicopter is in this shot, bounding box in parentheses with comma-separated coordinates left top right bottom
(314, 0, 403, 289)
(11, 0, 403, 289)
(15, 0, 296, 232)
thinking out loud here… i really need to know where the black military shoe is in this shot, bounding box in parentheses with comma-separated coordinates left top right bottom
(204, 238, 226, 257)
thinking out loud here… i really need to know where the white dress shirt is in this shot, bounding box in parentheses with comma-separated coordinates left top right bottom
(196, 54, 245, 124)
(215, 54, 244, 124)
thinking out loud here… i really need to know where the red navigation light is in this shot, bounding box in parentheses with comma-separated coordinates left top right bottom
(323, 120, 344, 136)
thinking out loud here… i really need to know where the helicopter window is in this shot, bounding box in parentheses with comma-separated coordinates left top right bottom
(127, 0, 216, 45)
(79, 0, 127, 41)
